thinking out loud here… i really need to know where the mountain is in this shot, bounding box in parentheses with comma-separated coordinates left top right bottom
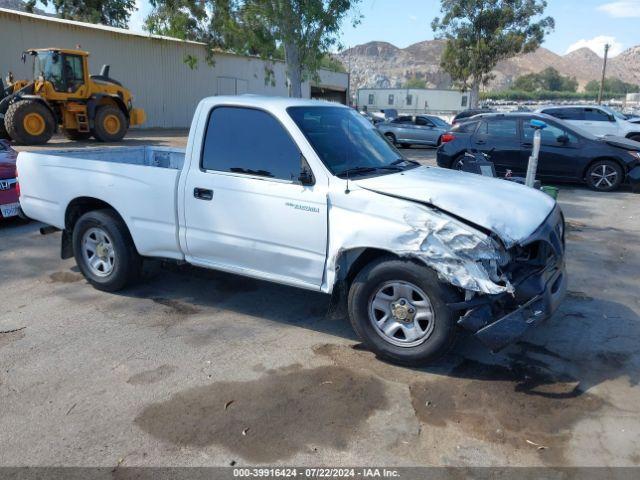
(336, 40, 640, 92)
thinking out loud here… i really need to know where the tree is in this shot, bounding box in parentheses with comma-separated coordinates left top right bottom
(513, 67, 577, 92)
(25, 0, 136, 27)
(146, 0, 361, 98)
(404, 78, 427, 89)
(432, 0, 554, 108)
(585, 78, 640, 95)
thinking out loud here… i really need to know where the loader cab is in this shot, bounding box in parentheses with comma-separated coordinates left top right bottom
(28, 49, 89, 98)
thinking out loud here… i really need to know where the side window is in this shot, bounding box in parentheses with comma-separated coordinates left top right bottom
(543, 108, 584, 121)
(584, 108, 612, 122)
(63, 55, 84, 92)
(392, 116, 413, 124)
(523, 122, 577, 145)
(388, 94, 394, 105)
(368, 94, 374, 105)
(415, 117, 434, 127)
(478, 119, 518, 137)
(202, 107, 301, 181)
(406, 94, 413, 106)
(461, 96, 468, 107)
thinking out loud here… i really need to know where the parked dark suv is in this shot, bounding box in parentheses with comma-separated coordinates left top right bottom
(437, 113, 640, 192)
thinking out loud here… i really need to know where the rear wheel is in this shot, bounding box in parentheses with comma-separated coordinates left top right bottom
(5, 100, 55, 145)
(586, 160, 623, 192)
(451, 154, 465, 170)
(72, 209, 141, 292)
(64, 129, 92, 141)
(401, 143, 411, 149)
(384, 132, 397, 146)
(348, 257, 459, 365)
(92, 105, 128, 142)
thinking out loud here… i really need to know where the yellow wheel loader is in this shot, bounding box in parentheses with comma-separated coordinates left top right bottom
(0, 48, 145, 145)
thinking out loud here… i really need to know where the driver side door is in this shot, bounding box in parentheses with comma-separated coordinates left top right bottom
(183, 106, 328, 289)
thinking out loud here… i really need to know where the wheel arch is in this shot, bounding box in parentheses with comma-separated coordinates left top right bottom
(581, 156, 626, 179)
(624, 132, 640, 140)
(88, 94, 129, 124)
(334, 247, 402, 292)
(62, 197, 137, 259)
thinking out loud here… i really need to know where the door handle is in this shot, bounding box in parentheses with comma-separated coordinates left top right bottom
(194, 187, 213, 201)
(476, 140, 486, 145)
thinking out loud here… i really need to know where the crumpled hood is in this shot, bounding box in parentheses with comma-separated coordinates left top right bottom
(354, 166, 556, 247)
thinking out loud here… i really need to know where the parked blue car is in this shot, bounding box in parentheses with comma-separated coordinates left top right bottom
(377, 115, 451, 148)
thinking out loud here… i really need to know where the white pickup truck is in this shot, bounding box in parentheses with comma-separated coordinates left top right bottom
(18, 96, 567, 364)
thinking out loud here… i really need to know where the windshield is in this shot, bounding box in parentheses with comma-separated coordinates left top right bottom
(288, 106, 418, 177)
(600, 106, 627, 121)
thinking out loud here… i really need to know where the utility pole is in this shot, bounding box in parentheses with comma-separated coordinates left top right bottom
(597, 43, 610, 105)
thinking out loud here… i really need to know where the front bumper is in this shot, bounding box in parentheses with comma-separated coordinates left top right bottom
(474, 259, 566, 351)
(628, 165, 640, 193)
(454, 205, 567, 351)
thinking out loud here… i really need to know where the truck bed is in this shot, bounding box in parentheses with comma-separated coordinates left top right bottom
(18, 146, 187, 260)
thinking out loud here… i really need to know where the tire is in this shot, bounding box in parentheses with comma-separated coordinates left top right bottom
(72, 209, 141, 292)
(585, 159, 623, 192)
(401, 143, 411, 149)
(384, 132, 397, 145)
(64, 129, 93, 141)
(5, 99, 55, 145)
(451, 155, 465, 171)
(348, 257, 460, 366)
(92, 105, 128, 142)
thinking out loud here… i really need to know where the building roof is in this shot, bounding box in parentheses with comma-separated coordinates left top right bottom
(0, 7, 204, 45)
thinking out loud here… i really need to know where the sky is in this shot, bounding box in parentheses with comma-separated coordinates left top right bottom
(112, 0, 640, 58)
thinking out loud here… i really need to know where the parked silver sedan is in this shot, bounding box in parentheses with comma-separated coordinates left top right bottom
(377, 115, 451, 148)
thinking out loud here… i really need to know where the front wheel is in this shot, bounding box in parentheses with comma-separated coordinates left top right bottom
(586, 160, 623, 192)
(384, 132, 397, 146)
(92, 105, 128, 142)
(72, 209, 141, 292)
(348, 257, 460, 365)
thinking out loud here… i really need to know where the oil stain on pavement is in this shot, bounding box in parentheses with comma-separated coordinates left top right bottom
(49, 271, 84, 283)
(315, 343, 606, 464)
(127, 365, 177, 385)
(134, 364, 388, 462)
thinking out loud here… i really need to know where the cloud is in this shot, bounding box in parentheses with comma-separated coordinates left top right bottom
(408, 15, 418, 22)
(597, 1, 640, 18)
(566, 35, 624, 57)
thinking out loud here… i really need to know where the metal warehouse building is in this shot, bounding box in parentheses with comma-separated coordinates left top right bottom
(0, 8, 349, 128)
(357, 88, 469, 116)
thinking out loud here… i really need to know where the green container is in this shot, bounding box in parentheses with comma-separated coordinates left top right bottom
(541, 185, 559, 200)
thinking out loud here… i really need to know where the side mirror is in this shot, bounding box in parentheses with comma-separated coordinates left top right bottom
(298, 167, 315, 186)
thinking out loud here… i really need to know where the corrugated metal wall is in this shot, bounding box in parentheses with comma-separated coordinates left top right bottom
(0, 9, 348, 128)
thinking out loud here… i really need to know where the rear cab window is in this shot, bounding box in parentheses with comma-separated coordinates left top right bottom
(201, 106, 301, 181)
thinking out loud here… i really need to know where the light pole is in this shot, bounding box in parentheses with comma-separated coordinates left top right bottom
(597, 43, 611, 105)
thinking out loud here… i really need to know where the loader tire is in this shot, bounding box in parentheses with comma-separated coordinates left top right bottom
(92, 105, 127, 142)
(5, 100, 55, 145)
(63, 129, 92, 141)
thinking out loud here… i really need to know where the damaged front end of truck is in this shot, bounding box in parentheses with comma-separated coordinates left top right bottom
(325, 175, 567, 352)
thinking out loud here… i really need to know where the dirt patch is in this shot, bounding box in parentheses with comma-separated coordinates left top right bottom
(152, 298, 201, 315)
(410, 359, 605, 464)
(49, 271, 84, 283)
(0, 329, 26, 349)
(127, 365, 177, 385)
(134, 364, 387, 462)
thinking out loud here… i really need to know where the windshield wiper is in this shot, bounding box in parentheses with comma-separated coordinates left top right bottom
(391, 158, 420, 166)
(335, 165, 405, 178)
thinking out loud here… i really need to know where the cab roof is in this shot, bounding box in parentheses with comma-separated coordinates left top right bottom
(26, 48, 89, 56)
